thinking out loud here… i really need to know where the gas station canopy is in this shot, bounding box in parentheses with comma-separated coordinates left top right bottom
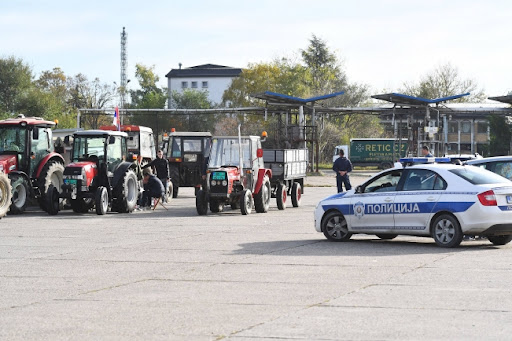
(488, 95, 512, 105)
(252, 91, 345, 105)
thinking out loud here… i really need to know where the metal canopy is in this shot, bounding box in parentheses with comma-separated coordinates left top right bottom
(372, 92, 470, 107)
(251, 91, 345, 105)
(488, 95, 512, 105)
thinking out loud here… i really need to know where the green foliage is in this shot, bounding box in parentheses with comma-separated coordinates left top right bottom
(0, 56, 33, 114)
(488, 115, 511, 155)
(168, 89, 215, 132)
(402, 63, 486, 102)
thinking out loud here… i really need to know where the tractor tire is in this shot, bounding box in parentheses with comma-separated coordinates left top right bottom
(9, 174, 29, 215)
(169, 165, 180, 198)
(38, 161, 64, 212)
(254, 176, 271, 213)
(95, 186, 109, 215)
(276, 183, 287, 210)
(240, 189, 253, 215)
(196, 189, 208, 215)
(0, 172, 12, 218)
(70, 198, 94, 213)
(291, 182, 302, 208)
(112, 169, 138, 213)
(46, 185, 60, 215)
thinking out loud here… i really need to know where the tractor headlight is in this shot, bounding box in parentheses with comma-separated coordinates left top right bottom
(222, 180, 227, 186)
(211, 180, 217, 186)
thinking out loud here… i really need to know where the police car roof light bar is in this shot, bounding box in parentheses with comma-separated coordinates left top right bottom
(399, 157, 452, 165)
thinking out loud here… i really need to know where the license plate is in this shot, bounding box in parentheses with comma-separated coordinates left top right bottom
(64, 179, 77, 185)
(212, 172, 226, 180)
(507, 195, 512, 204)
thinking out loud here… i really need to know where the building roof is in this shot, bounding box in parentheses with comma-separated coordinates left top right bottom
(488, 95, 512, 105)
(166, 64, 242, 78)
(372, 92, 470, 106)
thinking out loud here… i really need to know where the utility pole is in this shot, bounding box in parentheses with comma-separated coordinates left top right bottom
(120, 27, 128, 122)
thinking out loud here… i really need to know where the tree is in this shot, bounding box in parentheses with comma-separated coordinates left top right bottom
(402, 63, 486, 102)
(0, 56, 33, 116)
(170, 89, 215, 132)
(68, 74, 117, 129)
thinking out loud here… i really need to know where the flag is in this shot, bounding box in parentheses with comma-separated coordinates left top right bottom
(113, 106, 120, 131)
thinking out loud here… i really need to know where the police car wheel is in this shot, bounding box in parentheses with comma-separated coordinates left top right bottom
(432, 214, 463, 248)
(322, 211, 351, 242)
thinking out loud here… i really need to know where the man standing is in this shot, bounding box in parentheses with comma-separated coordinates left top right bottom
(333, 149, 353, 193)
(421, 145, 434, 157)
(143, 149, 169, 201)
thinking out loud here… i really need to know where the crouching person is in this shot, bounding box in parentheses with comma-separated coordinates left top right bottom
(141, 168, 165, 208)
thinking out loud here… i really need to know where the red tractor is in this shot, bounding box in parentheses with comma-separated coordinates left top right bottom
(0, 115, 65, 218)
(196, 130, 272, 215)
(45, 130, 139, 215)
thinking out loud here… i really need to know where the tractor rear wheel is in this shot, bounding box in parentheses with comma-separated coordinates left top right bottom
(254, 176, 271, 213)
(112, 169, 138, 213)
(9, 174, 29, 214)
(38, 161, 64, 212)
(0, 172, 12, 218)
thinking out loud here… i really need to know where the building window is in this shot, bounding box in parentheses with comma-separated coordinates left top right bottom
(202, 81, 208, 88)
(191, 81, 198, 88)
(461, 121, 471, 133)
(448, 122, 458, 133)
(181, 81, 188, 88)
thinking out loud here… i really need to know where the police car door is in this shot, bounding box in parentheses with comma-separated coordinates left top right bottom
(393, 169, 444, 233)
(350, 169, 403, 232)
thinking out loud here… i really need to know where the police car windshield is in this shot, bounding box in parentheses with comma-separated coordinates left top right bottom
(450, 166, 510, 185)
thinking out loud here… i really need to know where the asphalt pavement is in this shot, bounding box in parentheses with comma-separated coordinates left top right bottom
(1, 173, 512, 340)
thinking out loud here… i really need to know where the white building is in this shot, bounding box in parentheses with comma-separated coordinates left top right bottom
(166, 64, 242, 107)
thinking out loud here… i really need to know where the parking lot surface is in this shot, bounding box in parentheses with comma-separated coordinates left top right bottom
(1, 173, 512, 340)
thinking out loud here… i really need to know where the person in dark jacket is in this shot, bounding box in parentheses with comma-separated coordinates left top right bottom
(143, 149, 169, 201)
(141, 168, 165, 208)
(333, 149, 353, 193)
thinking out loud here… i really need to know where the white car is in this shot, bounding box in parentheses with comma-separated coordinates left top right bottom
(314, 158, 512, 247)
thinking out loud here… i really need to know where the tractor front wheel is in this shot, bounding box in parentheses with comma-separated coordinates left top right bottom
(196, 189, 208, 215)
(9, 174, 29, 214)
(240, 189, 253, 215)
(0, 172, 12, 218)
(46, 185, 60, 215)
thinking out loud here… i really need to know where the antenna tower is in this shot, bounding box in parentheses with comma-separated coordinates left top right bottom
(120, 27, 127, 109)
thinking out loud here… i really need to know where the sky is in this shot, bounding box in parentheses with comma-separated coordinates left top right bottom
(2, 0, 511, 103)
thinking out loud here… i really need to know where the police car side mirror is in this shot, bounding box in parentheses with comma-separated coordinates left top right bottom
(355, 185, 362, 194)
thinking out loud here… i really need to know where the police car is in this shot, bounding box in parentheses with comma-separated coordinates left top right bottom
(314, 157, 512, 247)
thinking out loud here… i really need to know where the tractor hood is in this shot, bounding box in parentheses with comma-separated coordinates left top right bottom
(0, 154, 18, 174)
(64, 161, 98, 187)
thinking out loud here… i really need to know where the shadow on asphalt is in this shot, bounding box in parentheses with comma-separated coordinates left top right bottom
(233, 237, 499, 256)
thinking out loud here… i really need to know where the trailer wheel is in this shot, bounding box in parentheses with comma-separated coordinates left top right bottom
(112, 169, 138, 213)
(9, 174, 29, 214)
(46, 185, 60, 215)
(95, 186, 108, 215)
(254, 176, 271, 213)
(38, 161, 64, 211)
(276, 184, 287, 210)
(196, 189, 208, 215)
(240, 189, 253, 215)
(0, 172, 12, 218)
(291, 182, 302, 207)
